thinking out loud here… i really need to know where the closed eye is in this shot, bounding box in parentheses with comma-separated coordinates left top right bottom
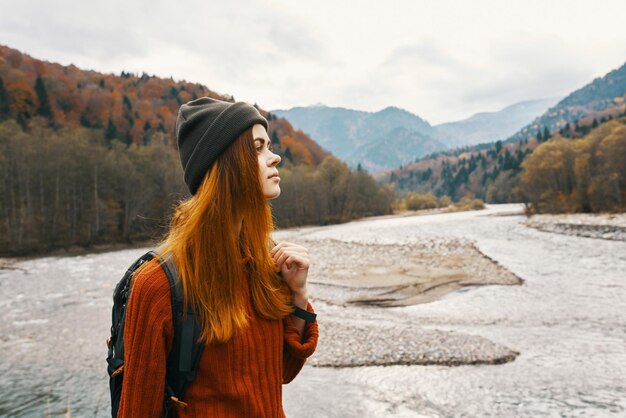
(255, 138, 273, 152)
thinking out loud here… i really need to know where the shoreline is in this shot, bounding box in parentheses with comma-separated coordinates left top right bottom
(522, 212, 626, 241)
(0, 240, 157, 268)
(0, 206, 483, 261)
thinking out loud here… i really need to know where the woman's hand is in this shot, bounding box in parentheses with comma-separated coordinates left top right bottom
(271, 241, 311, 341)
(270, 241, 310, 298)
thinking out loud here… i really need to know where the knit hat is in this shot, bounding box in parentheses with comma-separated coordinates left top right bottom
(175, 97, 268, 195)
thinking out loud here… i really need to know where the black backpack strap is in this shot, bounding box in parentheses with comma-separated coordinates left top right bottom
(157, 253, 205, 410)
(108, 250, 158, 372)
(108, 250, 158, 418)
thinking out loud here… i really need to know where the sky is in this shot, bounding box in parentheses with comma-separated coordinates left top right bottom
(1, 0, 626, 125)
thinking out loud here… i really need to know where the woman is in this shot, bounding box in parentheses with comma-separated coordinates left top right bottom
(118, 97, 319, 417)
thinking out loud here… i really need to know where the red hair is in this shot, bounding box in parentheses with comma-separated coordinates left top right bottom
(137, 127, 292, 344)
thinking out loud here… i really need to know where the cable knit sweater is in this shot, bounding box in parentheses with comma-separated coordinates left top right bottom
(117, 259, 319, 417)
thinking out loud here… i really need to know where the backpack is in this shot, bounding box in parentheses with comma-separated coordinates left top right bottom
(106, 250, 205, 417)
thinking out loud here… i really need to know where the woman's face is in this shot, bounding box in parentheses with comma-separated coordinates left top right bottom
(252, 123, 282, 200)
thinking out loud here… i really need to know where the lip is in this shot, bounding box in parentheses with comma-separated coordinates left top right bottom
(268, 173, 279, 179)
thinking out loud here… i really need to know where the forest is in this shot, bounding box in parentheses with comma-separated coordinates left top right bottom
(387, 109, 626, 213)
(0, 115, 392, 256)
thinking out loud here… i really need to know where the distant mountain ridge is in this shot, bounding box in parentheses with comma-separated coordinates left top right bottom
(272, 105, 442, 172)
(434, 97, 561, 147)
(273, 97, 560, 172)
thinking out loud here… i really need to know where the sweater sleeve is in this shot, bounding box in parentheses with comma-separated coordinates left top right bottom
(118, 261, 174, 418)
(282, 301, 319, 384)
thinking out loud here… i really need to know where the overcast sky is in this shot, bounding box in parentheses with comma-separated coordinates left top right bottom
(1, 0, 625, 125)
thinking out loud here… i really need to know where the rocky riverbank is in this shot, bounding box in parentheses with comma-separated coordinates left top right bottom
(307, 305, 520, 367)
(0, 258, 19, 270)
(272, 232, 524, 368)
(522, 212, 626, 241)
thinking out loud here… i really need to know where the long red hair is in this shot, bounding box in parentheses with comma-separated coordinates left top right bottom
(137, 126, 292, 344)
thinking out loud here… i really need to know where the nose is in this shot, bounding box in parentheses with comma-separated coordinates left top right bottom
(269, 151, 281, 166)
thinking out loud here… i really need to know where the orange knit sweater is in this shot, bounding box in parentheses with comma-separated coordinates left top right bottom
(118, 260, 319, 418)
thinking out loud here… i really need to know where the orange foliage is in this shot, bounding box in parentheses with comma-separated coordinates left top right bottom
(267, 118, 330, 167)
(6, 80, 36, 115)
(281, 135, 313, 165)
(0, 44, 330, 164)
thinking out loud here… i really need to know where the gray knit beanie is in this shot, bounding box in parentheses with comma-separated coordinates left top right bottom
(175, 97, 268, 195)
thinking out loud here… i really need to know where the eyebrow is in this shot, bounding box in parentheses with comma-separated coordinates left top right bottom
(254, 138, 271, 148)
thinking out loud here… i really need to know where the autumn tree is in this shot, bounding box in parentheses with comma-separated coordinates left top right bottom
(520, 119, 626, 213)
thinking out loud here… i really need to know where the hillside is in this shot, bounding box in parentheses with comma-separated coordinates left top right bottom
(382, 107, 626, 206)
(0, 44, 329, 165)
(506, 60, 626, 143)
(381, 60, 626, 207)
(0, 45, 395, 256)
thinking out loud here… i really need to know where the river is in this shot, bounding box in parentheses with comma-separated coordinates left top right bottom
(1, 203, 624, 417)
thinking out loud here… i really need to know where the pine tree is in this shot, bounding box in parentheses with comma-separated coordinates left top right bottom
(271, 130, 280, 145)
(563, 122, 571, 137)
(284, 147, 293, 162)
(143, 121, 152, 145)
(122, 95, 135, 142)
(123, 95, 133, 111)
(543, 126, 550, 141)
(105, 116, 118, 142)
(0, 77, 10, 121)
(34, 75, 53, 119)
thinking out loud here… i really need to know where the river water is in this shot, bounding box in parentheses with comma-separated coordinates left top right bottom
(1, 204, 625, 417)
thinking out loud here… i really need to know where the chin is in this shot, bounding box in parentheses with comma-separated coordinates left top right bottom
(265, 186, 281, 200)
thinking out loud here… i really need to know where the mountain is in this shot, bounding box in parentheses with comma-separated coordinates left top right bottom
(272, 105, 444, 172)
(506, 60, 626, 143)
(379, 59, 626, 204)
(272, 97, 560, 173)
(433, 97, 561, 148)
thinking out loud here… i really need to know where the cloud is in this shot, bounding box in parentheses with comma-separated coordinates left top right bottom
(463, 34, 591, 100)
(267, 21, 328, 61)
(383, 39, 462, 71)
(2, 0, 626, 124)
(0, 5, 147, 66)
